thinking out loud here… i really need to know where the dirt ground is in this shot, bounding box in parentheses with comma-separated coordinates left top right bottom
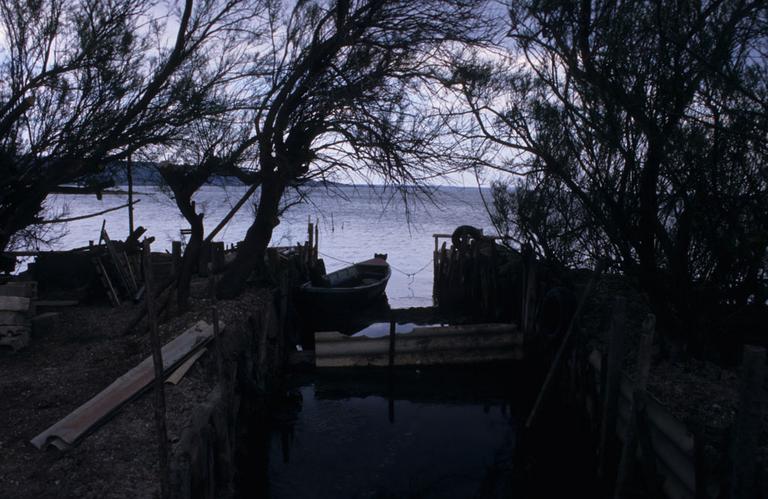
(0, 280, 267, 499)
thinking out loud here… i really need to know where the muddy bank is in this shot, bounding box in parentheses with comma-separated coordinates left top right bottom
(0, 284, 281, 499)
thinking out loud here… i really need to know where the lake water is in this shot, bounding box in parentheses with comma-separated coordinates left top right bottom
(239, 368, 525, 499)
(44, 185, 493, 308)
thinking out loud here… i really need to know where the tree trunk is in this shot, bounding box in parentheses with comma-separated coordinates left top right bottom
(157, 168, 206, 311)
(217, 178, 285, 299)
(177, 210, 203, 310)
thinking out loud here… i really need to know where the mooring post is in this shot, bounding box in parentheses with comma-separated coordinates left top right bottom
(433, 235, 439, 300)
(388, 319, 396, 368)
(728, 345, 766, 499)
(142, 240, 169, 499)
(388, 317, 396, 423)
(521, 244, 537, 337)
(598, 296, 627, 478)
(614, 313, 655, 498)
(127, 154, 135, 238)
(314, 220, 319, 263)
(212, 306, 224, 384)
(633, 389, 661, 496)
(171, 241, 181, 275)
(208, 244, 216, 299)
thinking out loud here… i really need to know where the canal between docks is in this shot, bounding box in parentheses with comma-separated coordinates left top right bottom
(238, 366, 527, 499)
(235, 330, 599, 499)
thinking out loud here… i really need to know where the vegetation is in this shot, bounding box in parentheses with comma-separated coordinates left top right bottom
(215, 0, 491, 297)
(0, 0, 260, 251)
(455, 0, 768, 353)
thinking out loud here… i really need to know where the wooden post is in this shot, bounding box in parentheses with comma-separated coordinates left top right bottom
(633, 389, 661, 496)
(142, 241, 169, 499)
(314, 219, 319, 263)
(171, 241, 182, 275)
(729, 345, 766, 499)
(127, 155, 135, 238)
(614, 314, 655, 498)
(388, 319, 396, 368)
(524, 266, 602, 429)
(212, 306, 224, 383)
(598, 297, 627, 477)
(433, 235, 439, 301)
(521, 245, 537, 337)
(198, 241, 210, 277)
(208, 245, 216, 300)
(211, 242, 225, 272)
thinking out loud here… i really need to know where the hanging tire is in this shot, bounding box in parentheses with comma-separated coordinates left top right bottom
(451, 225, 483, 247)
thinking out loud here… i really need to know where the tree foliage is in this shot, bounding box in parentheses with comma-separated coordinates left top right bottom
(0, 0, 261, 251)
(218, 0, 491, 296)
(457, 0, 768, 348)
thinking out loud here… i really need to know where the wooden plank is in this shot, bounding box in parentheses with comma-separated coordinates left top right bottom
(92, 256, 120, 307)
(315, 324, 523, 368)
(165, 348, 207, 385)
(35, 300, 79, 307)
(317, 348, 524, 368)
(0, 311, 28, 325)
(30, 320, 223, 450)
(0, 296, 30, 312)
(0, 281, 37, 298)
(101, 228, 136, 295)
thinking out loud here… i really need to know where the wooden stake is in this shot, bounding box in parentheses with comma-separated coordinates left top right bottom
(524, 265, 603, 429)
(204, 183, 259, 243)
(142, 241, 169, 499)
(634, 389, 661, 496)
(212, 306, 224, 383)
(388, 319, 396, 368)
(598, 297, 627, 477)
(314, 221, 319, 262)
(614, 314, 655, 498)
(729, 345, 766, 499)
(171, 241, 182, 275)
(127, 155, 135, 237)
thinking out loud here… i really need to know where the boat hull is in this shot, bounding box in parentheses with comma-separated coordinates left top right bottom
(299, 257, 391, 312)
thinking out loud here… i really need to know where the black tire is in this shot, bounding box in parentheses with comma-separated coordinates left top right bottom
(451, 225, 483, 247)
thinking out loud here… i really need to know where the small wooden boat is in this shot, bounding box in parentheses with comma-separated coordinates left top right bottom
(300, 255, 391, 310)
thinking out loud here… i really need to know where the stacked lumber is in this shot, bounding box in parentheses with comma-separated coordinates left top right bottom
(0, 281, 36, 352)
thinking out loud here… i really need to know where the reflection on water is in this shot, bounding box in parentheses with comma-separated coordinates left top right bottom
(254, 368, 524, 499)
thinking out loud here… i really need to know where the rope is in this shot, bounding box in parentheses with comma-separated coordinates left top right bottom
(318, 250, 433, 278)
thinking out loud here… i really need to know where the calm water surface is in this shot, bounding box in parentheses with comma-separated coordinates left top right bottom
(45, 185, 492, 307)
(248, 369, 523, 499)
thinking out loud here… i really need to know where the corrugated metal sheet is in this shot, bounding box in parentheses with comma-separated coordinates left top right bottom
(0, 296, 30, 312)
(589, 349, 703, 499)
(30, 320, 222, 450)
(315, 323, 523, 367)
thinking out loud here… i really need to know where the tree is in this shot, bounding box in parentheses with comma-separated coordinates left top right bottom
(488, 175, 605, 269)
(455, 0, 768, 350)
(155, 118, 262, 309)
(0, 0, 261, 252)
(216, 0, 491, 297)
